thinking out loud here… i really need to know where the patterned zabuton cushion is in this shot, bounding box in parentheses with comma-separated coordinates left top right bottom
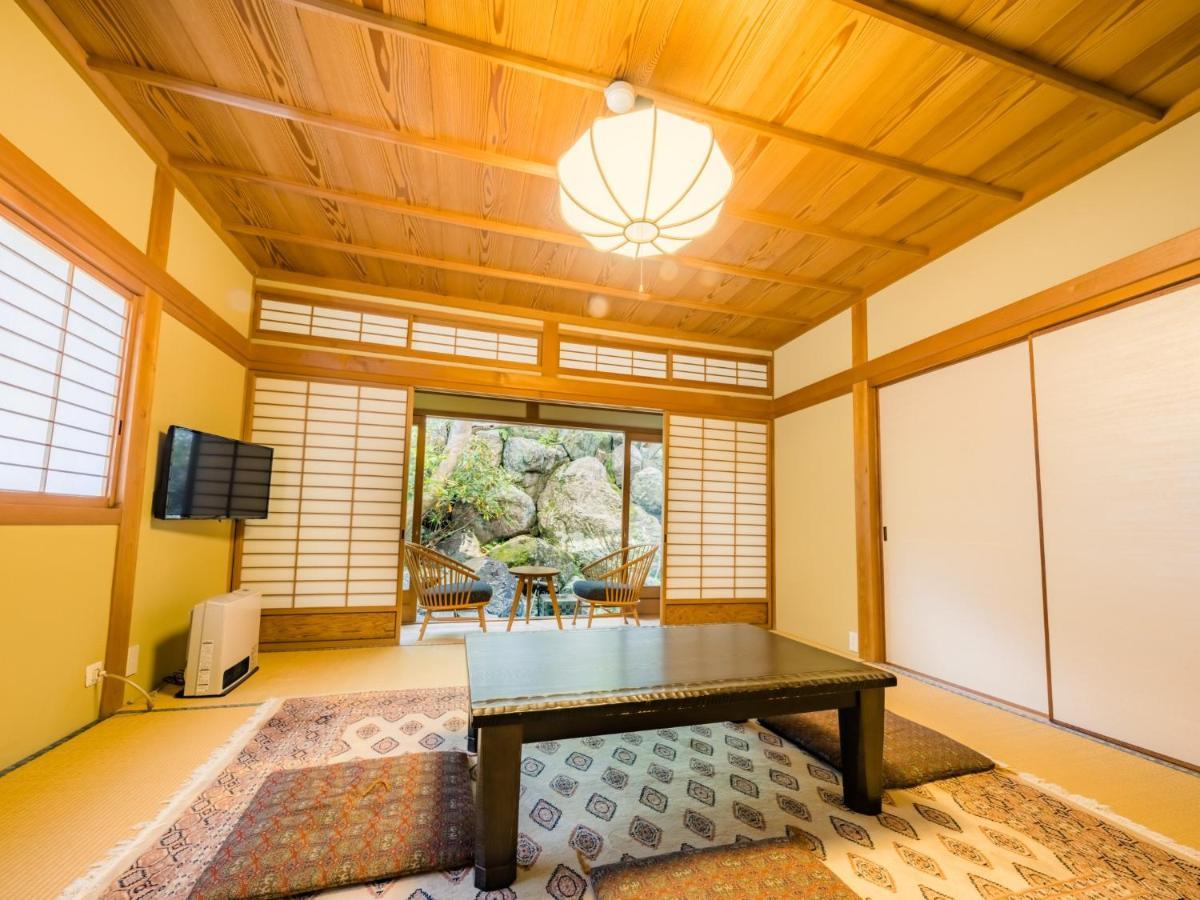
(759, 709, 994, 789)
(191, 752, 474, 899)
(590, 836, 858, 899)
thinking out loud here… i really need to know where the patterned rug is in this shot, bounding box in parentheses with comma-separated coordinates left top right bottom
(66, 689, 1200, 899)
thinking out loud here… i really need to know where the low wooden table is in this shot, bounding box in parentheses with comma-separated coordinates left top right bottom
(504, 565, 562, 631)
(465, 623, 896, 890)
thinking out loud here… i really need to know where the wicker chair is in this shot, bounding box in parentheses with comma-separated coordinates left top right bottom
(571, 544, 658, 628)
(404, 543, 493, 640)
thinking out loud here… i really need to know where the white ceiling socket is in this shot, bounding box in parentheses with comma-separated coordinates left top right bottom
(604, 80, 638, 115)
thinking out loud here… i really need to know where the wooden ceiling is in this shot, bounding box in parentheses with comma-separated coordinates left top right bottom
(29, 0, 1200, 348)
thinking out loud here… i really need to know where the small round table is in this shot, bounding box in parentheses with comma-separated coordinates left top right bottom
(505, 566, 563, 631)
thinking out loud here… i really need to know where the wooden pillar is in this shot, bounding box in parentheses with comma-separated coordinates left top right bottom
(851, 303, 885, 661)
(100, 167, 173, 716)
(541, 320, 560, 378)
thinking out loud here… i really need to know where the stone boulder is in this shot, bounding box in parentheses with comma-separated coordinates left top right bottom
(503, 435, 567, 475)
(630, 466, 663, 516)
(474, 428, 504, 466)
(433, 527, 482, 562)
(472, 558, 517, 617)
(488, 534, 577, 585)
(629, 505, 663, 584)
(471, 483, 536, 544)
(561, 429, 616, 460)
(538, 457, 623, 563)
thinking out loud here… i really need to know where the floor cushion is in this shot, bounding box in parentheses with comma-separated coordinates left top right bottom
(572, 579, 632, 601)
(590, 835, 857, 899)
(759, 709, 994, 788)
(424, 579, 492, 604)
(191, 752, 474, 899)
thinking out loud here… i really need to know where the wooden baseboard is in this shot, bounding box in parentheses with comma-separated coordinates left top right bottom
(259, 609, 398, 648)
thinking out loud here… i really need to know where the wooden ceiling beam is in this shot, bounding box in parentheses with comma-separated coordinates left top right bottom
(89, 57, 558, 179)
(725, 207, 927, 256)
(271, 0, 1022, 201)
(826, 0, 1164, 123)
(174, 158, 864, 291)
(227, 224, 821, 324)
(98, 59, 933, 259)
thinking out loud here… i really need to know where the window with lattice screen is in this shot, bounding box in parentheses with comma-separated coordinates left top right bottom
(665, 416, 769, 601)
(236, 377, 409, 609)
(257, 297, 409, 347)
(0, 216, 129, 498)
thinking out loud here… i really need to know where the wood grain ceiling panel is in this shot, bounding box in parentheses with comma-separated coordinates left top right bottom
(31, 0, 1200, 348)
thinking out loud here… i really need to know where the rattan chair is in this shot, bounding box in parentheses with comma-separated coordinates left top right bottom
(405, 543, 493, 640)
(571, 544, 657, 628)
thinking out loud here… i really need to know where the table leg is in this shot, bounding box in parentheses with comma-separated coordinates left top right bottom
(474, 722, 523, 890)
(546, 577, 563, 629)
(525, 577, 533, 623)
(505, 579, 524, 632)
(838, 687, 885, 814)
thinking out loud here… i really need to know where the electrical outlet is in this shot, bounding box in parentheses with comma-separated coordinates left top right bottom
(848, 631, 860, 653)
(126, 644, 140, 677)
(84, 661, 103, 688)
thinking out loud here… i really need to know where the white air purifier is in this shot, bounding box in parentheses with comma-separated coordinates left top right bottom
(182, 588, 261, 697)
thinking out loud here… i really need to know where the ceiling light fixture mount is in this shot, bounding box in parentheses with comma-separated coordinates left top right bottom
(557, 81, 733, 259)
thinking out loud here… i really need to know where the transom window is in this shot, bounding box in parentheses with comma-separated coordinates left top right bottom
(0, 217, 129, 498)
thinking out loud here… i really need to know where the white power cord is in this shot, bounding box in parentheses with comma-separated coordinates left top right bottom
(98, 670, 156, 711)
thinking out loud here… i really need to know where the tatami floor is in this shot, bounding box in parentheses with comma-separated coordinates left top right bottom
(1, 631, 1197, 900)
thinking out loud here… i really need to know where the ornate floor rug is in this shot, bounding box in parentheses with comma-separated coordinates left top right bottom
(66, 689, 1200, 899)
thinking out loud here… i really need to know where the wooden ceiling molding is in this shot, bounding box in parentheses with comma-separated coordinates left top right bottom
(29, 0, 1200, 348)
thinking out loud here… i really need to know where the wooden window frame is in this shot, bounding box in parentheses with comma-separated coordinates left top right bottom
(0, 205, 137, 525)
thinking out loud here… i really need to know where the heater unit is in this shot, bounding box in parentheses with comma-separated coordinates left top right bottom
(182, 589, 261, 697)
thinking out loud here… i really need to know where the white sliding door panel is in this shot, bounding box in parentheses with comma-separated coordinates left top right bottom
(1033, 284, 1200, 766)
(880, 345, 1048, 711)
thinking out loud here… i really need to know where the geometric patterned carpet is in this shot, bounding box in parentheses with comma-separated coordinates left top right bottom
(67, 689, 1200, 899)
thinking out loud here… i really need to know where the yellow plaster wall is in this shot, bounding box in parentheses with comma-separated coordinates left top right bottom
(0, 526, 117, 769)
(126, 317, 245, 694)
(0, 0, 154, 248)
(166, 192, 254, 335)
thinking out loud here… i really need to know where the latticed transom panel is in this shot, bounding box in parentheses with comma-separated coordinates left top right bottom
(236, 377, 409, 609)
(258, 297, 409, 348)
(409, 320, 539, 365)
(665, 416, 769, 601)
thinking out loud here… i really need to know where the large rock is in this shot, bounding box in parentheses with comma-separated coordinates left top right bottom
(433, 528, 482, 561)
(422, 420, 474, 510)
(629, 504, 663, 584)
(473, 558, 517, 617)
(474, 428, 504, 466)
(503, 435, 567, 475)
(560, 429, 616, 460)
(630, 466, 663, 516)
(538, 457, 623, 563)
(488, 534, 577, 585)
(471, 483, 536, 544)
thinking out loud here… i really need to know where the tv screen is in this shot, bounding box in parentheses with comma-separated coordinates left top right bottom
(152, 426, 273, 520)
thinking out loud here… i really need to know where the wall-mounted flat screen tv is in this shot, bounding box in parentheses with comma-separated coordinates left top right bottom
(152, 426, 273, 520)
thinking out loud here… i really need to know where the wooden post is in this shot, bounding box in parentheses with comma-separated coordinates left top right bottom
(100, 167, 173, 716)
(852, 303, 885, 662)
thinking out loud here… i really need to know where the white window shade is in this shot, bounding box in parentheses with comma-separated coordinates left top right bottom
(559, 341, 668, 380)
(672, 354, 769, 390)
(258, 297, 409, 348)
(410, 320, 538, 365)
(0, 216, 128, 497)
(237, 377, 409, 610)
(665, 416, 769, 601)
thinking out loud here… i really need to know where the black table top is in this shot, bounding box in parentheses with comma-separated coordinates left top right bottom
(465, 623, 895, 720)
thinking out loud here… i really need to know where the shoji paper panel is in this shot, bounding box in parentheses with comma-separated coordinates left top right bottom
(664, 416, 770, 606)
(880, 344, 1048, 712)
(1033, 284, 1200, 766)
(237, 377, 410, 610)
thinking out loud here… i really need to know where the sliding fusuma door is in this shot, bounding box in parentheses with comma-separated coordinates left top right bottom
(662, 414, 772, 625)
(234, 375, 412, 648)
(1032, 281, 1200, 767)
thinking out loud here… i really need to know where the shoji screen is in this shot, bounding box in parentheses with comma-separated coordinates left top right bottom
(1033, 283, 1200, 766)
(237, 377, 410, 611)
(664, 415, 771, 625)
(880, 344, 1048, 712)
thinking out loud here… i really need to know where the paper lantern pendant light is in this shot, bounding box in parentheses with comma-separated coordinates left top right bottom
(557, 82, 733, 259)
